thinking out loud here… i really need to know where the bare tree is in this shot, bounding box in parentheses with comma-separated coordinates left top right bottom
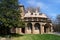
(25, 7, 40, 13)
(53, 14, 60, 32)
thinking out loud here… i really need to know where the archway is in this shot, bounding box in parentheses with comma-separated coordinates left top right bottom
(11, 27, 16, 34)
(34, 23, 40, 33)
(44, 23, 51, 33)
(27, 23, 32, 33)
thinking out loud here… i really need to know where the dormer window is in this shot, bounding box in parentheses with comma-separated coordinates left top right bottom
(31, 13, 33, 15)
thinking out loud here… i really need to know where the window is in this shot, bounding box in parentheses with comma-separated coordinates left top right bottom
(31, 13, 33, 15)
(33, 18, 37, 21)
(34, 23, 40, 30)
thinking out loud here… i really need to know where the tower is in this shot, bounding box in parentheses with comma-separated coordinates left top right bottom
(19, 4, 25, 19)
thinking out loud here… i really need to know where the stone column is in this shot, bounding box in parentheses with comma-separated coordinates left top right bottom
(37, 18, 38, 21)
(18, 28, 22, 34)
(47, 27, 50, 33)
(16, 28, 18, 33)
(39, 23, 41, 34)
(46, 28, 48, 33)
(32, 23, 34, 34)
(40, 23, 44, 34)
(32, 18, 34, 21)
(25, 23, 27, 34)
(50, 24, 53, 33)
(51, 26, 53, 32)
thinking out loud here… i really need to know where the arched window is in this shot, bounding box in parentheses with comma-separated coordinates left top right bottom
(34, 23, 40, 30)
(27, 23, 32, 30)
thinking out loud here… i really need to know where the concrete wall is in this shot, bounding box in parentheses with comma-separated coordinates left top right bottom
(34, 30, 40, 34)
(27, 30, 32, 34)
(15, 22, 53, 34)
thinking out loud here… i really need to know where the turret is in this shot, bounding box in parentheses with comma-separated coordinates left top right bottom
(19, 4, 25, 19)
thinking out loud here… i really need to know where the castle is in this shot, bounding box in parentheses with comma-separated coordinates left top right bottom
(11, 4, 53, 34)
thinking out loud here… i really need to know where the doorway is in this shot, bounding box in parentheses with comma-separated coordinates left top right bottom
(21, 28, 25, 33)
(44, 27, 47, 33)
(44, 23, 51, 33)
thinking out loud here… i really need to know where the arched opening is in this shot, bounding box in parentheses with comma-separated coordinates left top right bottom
(44, 23, 51, 33)
(34, 23, 40, 34)
(27, 23, 32, 30)
(27, 23, 32, 33)
(34, 23, 40, 30)
(11, 27, 16, 34)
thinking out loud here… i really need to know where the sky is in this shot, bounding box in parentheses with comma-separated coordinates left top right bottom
(18, 0, 60, 19)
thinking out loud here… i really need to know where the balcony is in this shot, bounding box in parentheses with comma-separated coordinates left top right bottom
(24, 18, 32, 21)
(24, 17, 48, 22)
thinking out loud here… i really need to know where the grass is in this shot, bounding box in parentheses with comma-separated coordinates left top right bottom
(13, 34, 60, 40)
(0, 33, 23, 37)
(0, 33, 23, 40)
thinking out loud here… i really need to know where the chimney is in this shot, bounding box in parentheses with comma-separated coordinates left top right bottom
(19, 4, 25, 19)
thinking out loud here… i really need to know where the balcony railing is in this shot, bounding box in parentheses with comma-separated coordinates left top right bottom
(24, 17, 48, 22)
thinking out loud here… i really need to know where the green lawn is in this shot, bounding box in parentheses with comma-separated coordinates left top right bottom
(13, 34, 60, 40)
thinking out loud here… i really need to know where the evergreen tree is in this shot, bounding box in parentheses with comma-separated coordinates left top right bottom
(0, 0, 25, 34)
